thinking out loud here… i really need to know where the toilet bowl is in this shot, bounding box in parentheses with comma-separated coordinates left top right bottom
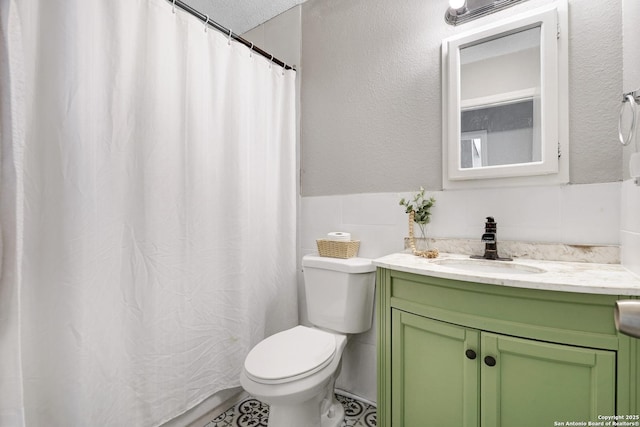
(240, 255, 376, 427)
(240, 326, 348, 427)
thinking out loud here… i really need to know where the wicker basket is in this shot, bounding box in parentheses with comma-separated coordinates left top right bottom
(316, 239, 360, 259)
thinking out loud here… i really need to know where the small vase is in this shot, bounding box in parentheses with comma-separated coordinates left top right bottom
(414, 222, 432, 251)
(415, 222, 428, 240)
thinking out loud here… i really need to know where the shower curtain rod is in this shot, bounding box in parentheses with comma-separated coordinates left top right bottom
(168, 0, 296, 71)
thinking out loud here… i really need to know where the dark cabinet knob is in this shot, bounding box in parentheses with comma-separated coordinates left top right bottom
(465, 349, 477, 360)
(484, 355, 497, 367)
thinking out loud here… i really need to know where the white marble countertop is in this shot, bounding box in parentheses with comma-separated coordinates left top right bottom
(373, 252, 640, 296)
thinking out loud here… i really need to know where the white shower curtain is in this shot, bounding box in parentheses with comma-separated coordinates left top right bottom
(0, 1, 298, 426)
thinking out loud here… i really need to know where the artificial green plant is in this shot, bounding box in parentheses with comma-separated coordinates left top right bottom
(399, 187, 436, 238)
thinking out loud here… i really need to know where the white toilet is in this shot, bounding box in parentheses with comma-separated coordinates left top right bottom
(240, 254, 376, 427)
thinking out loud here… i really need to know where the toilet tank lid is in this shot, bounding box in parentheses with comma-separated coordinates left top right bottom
(302, 254, 376, 273)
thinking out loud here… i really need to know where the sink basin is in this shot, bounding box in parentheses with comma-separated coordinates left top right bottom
(433, 259, 546, 275)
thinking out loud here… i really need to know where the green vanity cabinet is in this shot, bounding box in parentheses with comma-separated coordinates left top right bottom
(392, 309, 615, 427)
(391, 310, 479, 426)
(377, 267, 639, 427)
(481, 331, 615, 427)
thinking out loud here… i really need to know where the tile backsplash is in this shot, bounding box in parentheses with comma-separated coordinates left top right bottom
(406, 238, 620, 264)
(301, 182, 622, 260)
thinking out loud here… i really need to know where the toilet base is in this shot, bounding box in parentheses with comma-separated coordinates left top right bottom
(321, 397, 345, 427)
(266, 385, 344, 427)
(243, 356, 346, 427)
(240, 329, 349, 427)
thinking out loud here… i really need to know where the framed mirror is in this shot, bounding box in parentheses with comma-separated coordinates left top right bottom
(442, 2, 568, 188)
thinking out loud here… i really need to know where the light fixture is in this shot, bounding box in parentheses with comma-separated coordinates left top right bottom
(445, 0, 468, 25)
(449, 0, 467, 12)
(445, 0, 530, 26)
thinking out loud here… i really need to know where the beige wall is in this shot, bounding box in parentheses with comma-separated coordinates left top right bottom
(301, 0, 623, 196)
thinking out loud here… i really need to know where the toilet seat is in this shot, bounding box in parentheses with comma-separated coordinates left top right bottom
(244, 326, 336, 384)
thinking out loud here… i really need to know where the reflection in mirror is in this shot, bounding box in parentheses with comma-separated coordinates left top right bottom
(459, 26, 541, 169)
(460, 130, 487, 168)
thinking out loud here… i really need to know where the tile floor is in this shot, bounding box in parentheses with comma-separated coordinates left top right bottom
(203, 393, 376, 427)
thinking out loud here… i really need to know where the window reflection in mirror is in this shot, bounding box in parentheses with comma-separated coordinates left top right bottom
(459, 27, 541, 169)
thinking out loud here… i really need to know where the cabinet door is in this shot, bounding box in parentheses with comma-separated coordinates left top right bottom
(391, 309, 479, 427)
(481, 332, 616, 427)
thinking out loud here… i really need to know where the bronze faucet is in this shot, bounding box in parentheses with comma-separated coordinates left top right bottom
(471, 216, 512, 261)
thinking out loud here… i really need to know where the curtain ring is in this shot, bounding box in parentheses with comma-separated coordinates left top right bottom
(249, 43, 254, 57)
(172, 0, 176, 13)
(269, 55, 274, 69)
(204, 15, 209, 32)
(228, 29, 233, 45)
(619, 93, 638, 147)
(282, 62, 286, 76)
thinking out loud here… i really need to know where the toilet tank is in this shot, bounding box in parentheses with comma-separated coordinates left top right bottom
(302, 254, 376, 334)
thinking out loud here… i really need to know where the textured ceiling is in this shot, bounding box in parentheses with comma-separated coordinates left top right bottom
(180, 0, 305, 34)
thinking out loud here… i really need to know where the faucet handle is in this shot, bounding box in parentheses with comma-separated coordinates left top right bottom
(486, 216, 495, 223)
(481, 233, 496, 243)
